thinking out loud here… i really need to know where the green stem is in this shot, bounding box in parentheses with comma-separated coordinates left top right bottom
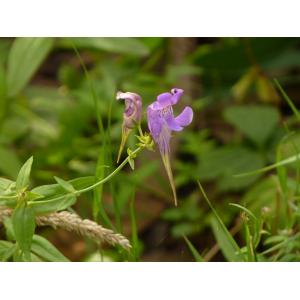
(137, 124, 144, 137)
(0, 195, 18, 199)
(75, 147, 143, 195)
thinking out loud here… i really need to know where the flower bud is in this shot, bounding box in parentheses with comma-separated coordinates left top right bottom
(116, 91, 142, 129)
(116, 91, 142, 163)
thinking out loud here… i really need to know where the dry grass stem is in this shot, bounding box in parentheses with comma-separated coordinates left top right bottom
(0, 207, 131, 250)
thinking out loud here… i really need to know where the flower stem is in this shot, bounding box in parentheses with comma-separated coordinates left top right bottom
(0, 195, 18, 199)
(137, 124, 144, 137)
(75, 146, 143, 195)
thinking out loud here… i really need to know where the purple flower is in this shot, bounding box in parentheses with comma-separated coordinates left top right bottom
(147, 88, 193, 205)
(116, 91, 142, 129)
(116, 91, 142, 163)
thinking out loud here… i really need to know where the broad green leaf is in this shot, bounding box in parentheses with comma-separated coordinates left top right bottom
(223, 105, 279, 147)
(26, 191, 43, 201)
(31, 235, 69, 262)
(13, 248, 27, 262)
(0, 177, 15, 194)
(0, 241, 17, 261)
(54, 176, 76, 193)
(183, 235, 204, 262)
(3, 217, 15, 241)
(7, 37, 54, 97)
(12, 204, 36, 260)
(32, 176, 95, 197)
(29, 194, 76, 214)
(0, 195, 17, 207)
(0, 146, 21, 178)
(58, 37, 150, 56)
(198, 181, 243, 262)
(29, 177, 93, 213)
(16, 156, 33, 191)
(198, 146, 264, 191)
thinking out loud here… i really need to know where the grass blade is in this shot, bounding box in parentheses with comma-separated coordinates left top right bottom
(183, 235, 204, 262)
(235, 153, 300, 178)
(274, 79, 300, 121)
(129, 190, 139, 261)
(197, 181, 243, 262)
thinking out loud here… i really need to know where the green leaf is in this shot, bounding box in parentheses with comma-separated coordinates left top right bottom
(3, 217, 15, 241)
(0, 177, 14, 191)
(29, 177, 94, 213)
(16, 156, 33, 191)
(0, 178, 16, 204)
(6, 37, 54, 97)
(223, 105, 279, 147)
(29, 194, 76, 214)
(198, 181, 243, 262)
(32, 176, 95, 197)
(198, 146, 264, 191)
(54, 176, 76, 193)
(12, 204, 36, 260)
(26, 191, 44, 201)
(183, 235, 204, 262)
(0, 196, 17, 207)
(58, 37, 150, 57)
(0, 241, 17, 261)
(31, 235, 69, 262)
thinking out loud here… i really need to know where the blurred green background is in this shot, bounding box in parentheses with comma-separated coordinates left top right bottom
(1, 37, 300, 261)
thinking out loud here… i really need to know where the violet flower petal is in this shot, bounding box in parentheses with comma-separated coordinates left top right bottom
(146, 88, 193, 206)
(175, 106, 193, 127)
(165, 116, 183, 132)
(170, 88, 184, 105)
(156, 92, 173, 108)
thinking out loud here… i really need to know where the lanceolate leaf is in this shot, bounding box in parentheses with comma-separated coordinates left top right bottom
(16, 156, 33, 192)
(6, 37, 54, 97)
(12, 204, 36, 260)
(31, 235, 69, 262)
(58, 37, 150, 57)
(0, 241, 17, 262)
(54, 176, 76, 193)
(29, 194, 76, 214)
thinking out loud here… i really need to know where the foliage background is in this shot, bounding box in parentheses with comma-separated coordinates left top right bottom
(1, 37, 300, 261)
